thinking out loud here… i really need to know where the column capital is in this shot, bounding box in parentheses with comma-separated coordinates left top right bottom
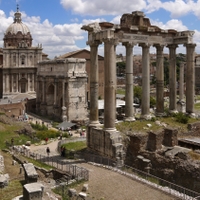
(87, 40, 102, 47)
(184, 43, 196, 49)
(154, 44, 164, 51)
(139, 43, 151, 48)
(122, 41, 136, 47)
(167, 44, 178, 49)
(103, 38, 118, 46)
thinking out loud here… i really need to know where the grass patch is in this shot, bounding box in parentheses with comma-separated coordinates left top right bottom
(62, 141, 87, 151)
(0, 180, 25, 200)
(0, 123, 34, 149)
(61, 141, 87, 159)
(188, 151, 200, 160)
(52, 179, 86, 200)
(18, 155, 54, 170)
(116, 116, 199, 134)
(194, 102, 200, 110)
(117, 88, 125, 95)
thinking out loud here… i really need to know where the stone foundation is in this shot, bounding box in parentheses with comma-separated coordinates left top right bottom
(147, 130, 164, 151)
(87, 126, 124, 165)
(163, 128, 178, 147)
(0, 155, 4, 173)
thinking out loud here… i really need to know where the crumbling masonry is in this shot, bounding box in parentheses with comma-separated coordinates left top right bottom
(82, 11, 196, 163)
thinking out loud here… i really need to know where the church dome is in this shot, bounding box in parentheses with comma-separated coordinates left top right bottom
(3, 8, 32, 48)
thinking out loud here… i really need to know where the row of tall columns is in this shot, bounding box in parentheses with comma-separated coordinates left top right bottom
(3, 52, 39, 68)
(88, 40, 196, 129)
(3, 73, 35, 94)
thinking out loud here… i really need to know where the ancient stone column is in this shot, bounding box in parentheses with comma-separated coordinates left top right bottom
(89, 41, 101, 126)
(179, 62, 185, 101)
(123, 42, 135, 121)
(36, 77, 40, 113)
(27, 73, 30, 92)
(11, 74, 13, 93)
(3, 74, 6, 94)
(103, 38, 117, 130)
(54, 79, 58, 105)
(16, 74, 19, 93)
(155, 44, 164, 116)
(140, 43, 150, 118)
(42, 77, 46, 103)
(62, 79, 67, 121)
(6, 74, 9, 94)
(185, 43, 196, 114)
(168, 44, 178, 112)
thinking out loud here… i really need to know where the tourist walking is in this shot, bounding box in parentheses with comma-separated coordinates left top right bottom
(46, 147, 50, 156)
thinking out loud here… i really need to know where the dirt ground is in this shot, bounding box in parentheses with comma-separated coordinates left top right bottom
(1, 150, 178, 200)
(76, 163, 178, 200)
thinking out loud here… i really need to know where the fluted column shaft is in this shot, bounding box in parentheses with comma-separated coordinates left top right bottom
(168, 44, 178, 112)
(185, 43, 196, 114)
(140, 44, 150, 117)
(155, 45, 164, 116)
(104, 38, 117, 130)
(89, 41, 100, 125)
(123, 42, 135, 121)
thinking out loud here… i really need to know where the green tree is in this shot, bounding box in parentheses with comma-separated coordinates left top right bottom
(117, 61, 126, 76)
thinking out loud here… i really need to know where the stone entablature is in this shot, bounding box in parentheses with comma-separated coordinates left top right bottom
(82, 10, 196, 162)
(37, 58, 86, 77)
(3, 47, 42, 68)
(36, 58, 88, 122)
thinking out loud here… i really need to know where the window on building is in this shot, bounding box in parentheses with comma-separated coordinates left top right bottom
(21, 56, 25, 65)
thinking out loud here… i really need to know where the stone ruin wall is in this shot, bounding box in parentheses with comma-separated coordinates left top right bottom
(0, 154, 4, 172)
(87, 127, 123, 161)
(124, 125, 200, 192)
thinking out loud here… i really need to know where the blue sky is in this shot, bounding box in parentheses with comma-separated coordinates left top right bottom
(0, 0, 200, 58)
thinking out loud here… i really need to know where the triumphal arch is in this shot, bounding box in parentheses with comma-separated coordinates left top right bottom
(82, 11, 196, 163)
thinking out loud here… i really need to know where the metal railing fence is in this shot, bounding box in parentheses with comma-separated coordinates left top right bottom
(83, 152, 200, 200)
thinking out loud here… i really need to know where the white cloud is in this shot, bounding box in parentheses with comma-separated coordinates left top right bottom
(161, 0, 193, 18)
(0, 9, 85, 58)
(60, 0, 147, 16)
(151, 19, 188, 31)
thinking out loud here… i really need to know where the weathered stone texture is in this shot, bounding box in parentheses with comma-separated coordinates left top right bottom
(163, 128, 178, 147)
(147, 130, 164, 151)
(37, 58, 88, 122)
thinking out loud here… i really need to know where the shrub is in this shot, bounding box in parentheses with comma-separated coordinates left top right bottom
(30, 123, 48, 131)
(175, 112, 189, 124)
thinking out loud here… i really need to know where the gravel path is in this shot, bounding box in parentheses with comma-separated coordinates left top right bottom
(77, 163, 177, 200)
(30, 140, 178, 200)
